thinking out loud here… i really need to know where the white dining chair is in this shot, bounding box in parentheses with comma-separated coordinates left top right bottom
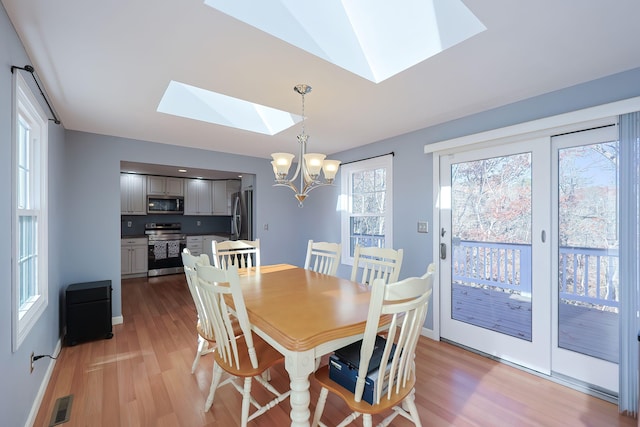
(350, 245, 404, 286)
(304, 240, 342, 276)
(195, 263, 290, 426)
(212, 239, 260, 269)
(312, 269, 434, 427)
(181, 248, 215, 373)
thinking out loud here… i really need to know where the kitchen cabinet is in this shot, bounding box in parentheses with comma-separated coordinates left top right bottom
(186, 236, 203, 256)
(121, 237, 148, 277)
(188, 235, 227, 261)
(212, 181, 229, 215)
(184, 179, 213, 215)
(203, 235, 228, 262)
(211, 180, 241, 215)
(121, 173, 147, 215)
(147, 176, 184, 196)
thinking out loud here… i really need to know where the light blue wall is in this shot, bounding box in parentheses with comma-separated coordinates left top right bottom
(0, 4, 67, 426)
(4, 0, 640, 423)
(62, 130, 305, 318)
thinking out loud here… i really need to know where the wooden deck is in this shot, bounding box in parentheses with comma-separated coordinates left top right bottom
(451, 283, 619, 363)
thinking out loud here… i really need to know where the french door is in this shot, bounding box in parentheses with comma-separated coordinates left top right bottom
(438, 125, 620, 393)
(551, 125, 619, 393)
(439, 138, 551, 374)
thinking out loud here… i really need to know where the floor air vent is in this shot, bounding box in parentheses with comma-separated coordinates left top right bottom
(49, 395, 73, 426)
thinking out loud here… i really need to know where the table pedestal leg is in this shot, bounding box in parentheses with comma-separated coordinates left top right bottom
(285, 349, 315, 427)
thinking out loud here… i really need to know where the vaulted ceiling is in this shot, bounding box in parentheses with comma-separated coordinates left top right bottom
(3, 0, 640, 159)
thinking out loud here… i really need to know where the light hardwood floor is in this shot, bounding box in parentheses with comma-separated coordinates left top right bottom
(34, 274, 635, 426)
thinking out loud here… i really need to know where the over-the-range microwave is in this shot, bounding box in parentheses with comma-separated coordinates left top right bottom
(147, 196, 184, 214)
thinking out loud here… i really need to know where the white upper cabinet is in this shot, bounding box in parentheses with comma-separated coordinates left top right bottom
(121, 173, 147, 215)
(212, 181, 228, 215)
(184, 179, 213, 215)
(147, 176, 184, 196)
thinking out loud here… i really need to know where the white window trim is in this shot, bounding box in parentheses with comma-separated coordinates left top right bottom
(12, 71, 49, 351)
(340, 154, 393, 265)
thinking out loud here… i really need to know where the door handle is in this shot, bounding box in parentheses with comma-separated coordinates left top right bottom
(440, 243, 447, 260)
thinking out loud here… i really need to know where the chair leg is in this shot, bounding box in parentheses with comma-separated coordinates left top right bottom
(192, 337, 207, 373)
(402, 390, 422, 427)
(336, 412, 361, 427)
(240, 377, 252, 427)
(247, 375, 291, 423)
(311, 387, 328, 427)
(362, 414, 373, 427)
(205, 362, 224, 411)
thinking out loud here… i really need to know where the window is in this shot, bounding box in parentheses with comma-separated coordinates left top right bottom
(340, 154, 393, 265)
(12, 72, 48, 351)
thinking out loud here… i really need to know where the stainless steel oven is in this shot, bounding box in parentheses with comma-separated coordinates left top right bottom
(145, 223, 186, 276)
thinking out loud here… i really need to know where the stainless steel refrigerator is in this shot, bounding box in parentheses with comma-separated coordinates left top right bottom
(231, 189, 253, 241)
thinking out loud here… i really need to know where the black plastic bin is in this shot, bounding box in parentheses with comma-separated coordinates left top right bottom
(65, 280, 113, 346)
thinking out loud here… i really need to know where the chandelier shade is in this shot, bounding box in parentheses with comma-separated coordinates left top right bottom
(270, 84, 341, 207)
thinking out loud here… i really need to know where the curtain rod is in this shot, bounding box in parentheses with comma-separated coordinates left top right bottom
(11, 65, 61, 125)
(340, 152, 394, 166)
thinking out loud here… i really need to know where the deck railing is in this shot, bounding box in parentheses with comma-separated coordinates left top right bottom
(452, 240, 619, 309)
(559, 246, 619, 308)
(452, 240, 532, 295)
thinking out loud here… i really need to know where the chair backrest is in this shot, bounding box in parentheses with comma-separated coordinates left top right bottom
(355, 270, 434, 405)
(304, 240, 342, 276)
(350, 246, 404, 285)
(181, 248, 213, 337)
(212, 239, 260, 269)
(195, 263, 258, 369)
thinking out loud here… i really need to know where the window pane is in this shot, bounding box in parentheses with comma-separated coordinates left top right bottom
(352, 171, 364, 193)
(352, 194, 364, 214)
(18, 119, 31, 209)
(18, 215, 38, 307)
(375, 168, 386, 190)
(350, 216, 385, 248)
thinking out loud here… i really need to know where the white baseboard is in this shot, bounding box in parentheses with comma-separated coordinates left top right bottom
(421, 327, 439, 341)
(25, 338, 62, 427)
(112, 315, 124, 325)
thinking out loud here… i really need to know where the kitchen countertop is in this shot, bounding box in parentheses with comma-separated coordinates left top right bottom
(185, 232, 232, 238)
(121, 232, 232, 239)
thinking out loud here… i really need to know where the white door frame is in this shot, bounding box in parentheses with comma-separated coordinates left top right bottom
(437, 138, 551, 374)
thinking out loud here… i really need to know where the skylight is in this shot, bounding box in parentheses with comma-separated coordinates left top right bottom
(204, 0, 486, 83)
(157, 81, 301, 135)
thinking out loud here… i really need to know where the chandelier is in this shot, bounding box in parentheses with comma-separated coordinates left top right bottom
(271, 84, 341, 207)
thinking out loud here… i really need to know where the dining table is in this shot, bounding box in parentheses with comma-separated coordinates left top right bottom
(235, 264, 386, 427)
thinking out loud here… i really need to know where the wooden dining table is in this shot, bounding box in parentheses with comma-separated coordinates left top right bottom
(236, 264, 384, 427)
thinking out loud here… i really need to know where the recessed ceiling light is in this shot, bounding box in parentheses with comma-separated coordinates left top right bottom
(204, 0, 485, 83)
(178, 169, 187, 173)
